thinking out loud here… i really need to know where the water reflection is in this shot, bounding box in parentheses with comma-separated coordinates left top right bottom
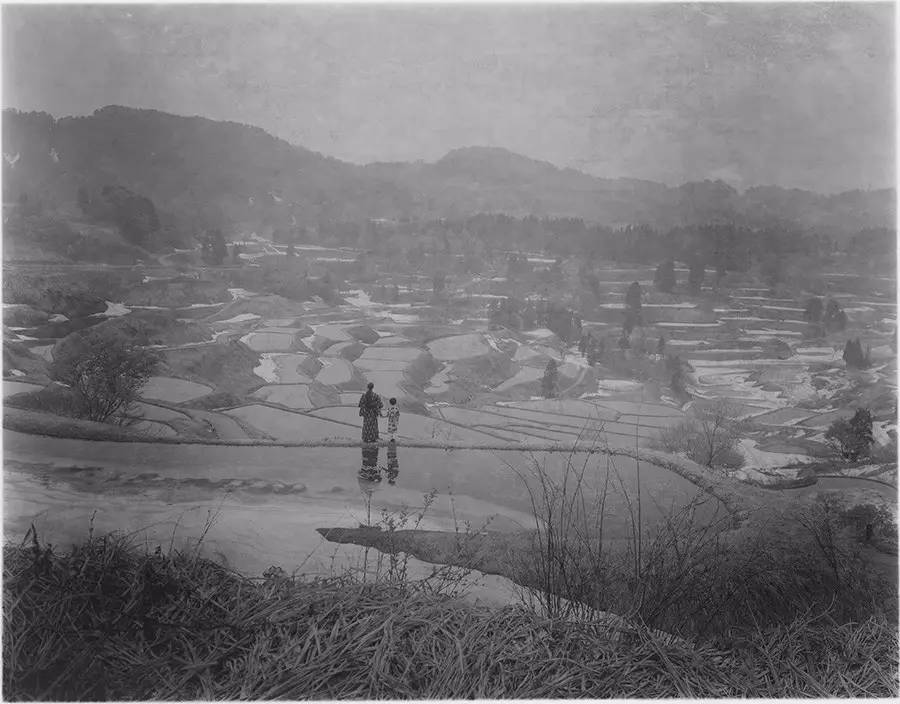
(358, 445, 382, 492)
(357, 443, 401, 492)
(385, 442, 399, 485)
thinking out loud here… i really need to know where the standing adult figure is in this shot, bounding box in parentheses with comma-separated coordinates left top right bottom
(358, 381, 383, 442)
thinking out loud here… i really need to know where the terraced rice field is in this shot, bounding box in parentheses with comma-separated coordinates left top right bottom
(254, 354, 314, 383)
(747, 408, 814, 426)
(131, 402, 191, 423)
(5, 260, 895, 475)
(223, 404, 357, 441)
(495, 367, 542, 392)
(360, 370, 408, 400)
(322, 341, 359, 357)
(240, 330, 296, 352)
(315, 358, 354, 385)
(312, 324, 353, 342)
(251, 385, 314, 410)
(427, 333, 491, 360)
(141, 377, 213, 403)
(357, 347, 423, 362)
(3, 380, 45, 397)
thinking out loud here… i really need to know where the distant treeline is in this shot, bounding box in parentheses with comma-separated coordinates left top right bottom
(312, 213, 896, 279)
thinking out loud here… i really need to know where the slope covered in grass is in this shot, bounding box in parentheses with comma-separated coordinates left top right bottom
(4, 534, 897, 700)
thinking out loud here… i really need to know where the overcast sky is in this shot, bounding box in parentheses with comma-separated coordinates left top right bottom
(3, 3, 894, 193)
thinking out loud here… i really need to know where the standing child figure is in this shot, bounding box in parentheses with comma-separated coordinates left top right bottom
(386, 397, 400, 441)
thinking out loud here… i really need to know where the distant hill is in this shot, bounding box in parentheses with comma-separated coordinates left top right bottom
(3, 105, 894, 240)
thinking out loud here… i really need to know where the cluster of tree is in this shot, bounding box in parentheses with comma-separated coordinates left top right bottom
(666, 354, 690, 399)
(658, 399, 744, 471)
(50, 326, 159, 423)
(653, 260, 676, 293)
(825, 409, 875, 461)
(12, 192, 44, 218)
(804, 297, 848, 336)
(623, 281, 643, 340)
(78, 185, 160, 248)
(578, 332, 606, 367)
(842, 338, 871, 369)
(227, 257, 340, 304)
(541, 359, 558, 399)
(372, 283, 401, 304)
(489, 297, 582, 343)
(505, 253, 533, 281)
(432, 272, 447, 297)
(316, 213, 834, 287)
(844, 228, 897, 274)
(200, 229, 228, 265)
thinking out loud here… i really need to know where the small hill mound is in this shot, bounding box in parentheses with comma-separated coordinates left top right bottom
(208, 295, 303, 323)
(3, 340, 49, 381)
(52, 312, 213, 357)
(161, 341, 261, 396)
(345, 324, 380, 344)
(3, 304, 50, 328)
(123, 279, 231, 307)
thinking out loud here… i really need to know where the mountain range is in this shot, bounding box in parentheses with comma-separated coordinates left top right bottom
(2, 105, 895, 240)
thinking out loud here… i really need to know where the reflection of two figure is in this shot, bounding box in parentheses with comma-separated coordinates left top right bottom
(357, 443, 400, 492)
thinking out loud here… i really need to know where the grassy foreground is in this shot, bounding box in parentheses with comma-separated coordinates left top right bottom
(4, 532, 898, 700)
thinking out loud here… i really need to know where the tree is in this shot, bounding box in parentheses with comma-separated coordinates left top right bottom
(825, 409, 874, 461)
(541, 359, 558, 399)
(76, 186, 91, 215)
(843, 338, 869, 369)
(656, 335, 666, 356)
(624, 280, 643, 333)
(99, 185, 160, 247)
(581, 269, 600, 299)
(653, 259, 676, 293)
(489, 297, 522, 330)
(432, 271, 447, 297)
(625, 281, 642, 312)
(286, 241, 295, 257)
(759, 252, 783, 289)
(803, 297, 824, 338)
(667, 354, 689, 399)
(201, 229, 227, 265)
(660, 399, 743, 470)
(804, 297, 824, 324)
(823, 298, 848, 332)
(50, 327, 159, 423)
(687, 256, 705, 293)
(690, 400, 744, 469)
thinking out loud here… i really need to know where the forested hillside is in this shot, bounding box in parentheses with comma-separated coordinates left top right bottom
(3, 105, 895, 247)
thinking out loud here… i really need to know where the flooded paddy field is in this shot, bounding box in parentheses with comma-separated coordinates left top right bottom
(3, 429, 725, 581)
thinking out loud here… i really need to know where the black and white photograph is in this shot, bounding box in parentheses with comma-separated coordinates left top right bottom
(2, 2, 897, 698)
